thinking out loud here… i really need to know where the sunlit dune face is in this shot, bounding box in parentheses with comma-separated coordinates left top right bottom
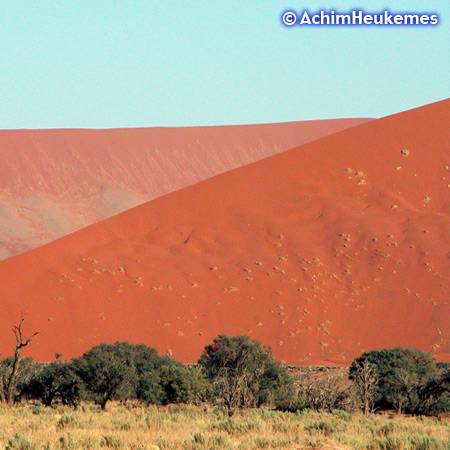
(0, 100, 448, 365)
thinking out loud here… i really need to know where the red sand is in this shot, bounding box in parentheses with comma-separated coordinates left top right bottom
(0, 100, 448, 365)
(0, 118, 368, 259)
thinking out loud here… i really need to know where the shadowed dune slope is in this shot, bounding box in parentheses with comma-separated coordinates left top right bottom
(0, 100, 449, 365)
(0, 118, 369, 259)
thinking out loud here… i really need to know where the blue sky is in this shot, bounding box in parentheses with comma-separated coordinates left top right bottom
(0, 1, 448, 129)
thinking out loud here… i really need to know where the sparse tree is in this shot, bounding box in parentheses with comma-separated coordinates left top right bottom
(295, 368, 354, 412)
(199, 335, 293, 416)
(0, 357, 38, 404)
(0, 317, 38, 404)
(350, 348, 438, 414)
(351, 360, 378, 416)
(388, 367, 420, 414)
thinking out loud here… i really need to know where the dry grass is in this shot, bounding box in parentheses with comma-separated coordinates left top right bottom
(0, 403, 448, 449)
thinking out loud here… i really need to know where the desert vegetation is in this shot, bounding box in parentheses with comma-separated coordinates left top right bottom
(1, 403, 449, 449)
(0, 320, 449, 448)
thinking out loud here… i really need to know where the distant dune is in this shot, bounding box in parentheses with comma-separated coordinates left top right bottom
(0, 100, 448, 365)
(0, 118, 369, 259)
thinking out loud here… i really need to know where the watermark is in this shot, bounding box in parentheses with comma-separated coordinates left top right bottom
(281, 9, 439, 27)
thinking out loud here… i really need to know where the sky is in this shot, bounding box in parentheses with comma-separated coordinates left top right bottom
(0, 0, 448, 129)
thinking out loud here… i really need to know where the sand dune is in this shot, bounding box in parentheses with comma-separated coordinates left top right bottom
(0, 100, 448, 365)
(0, 118, 368, 259)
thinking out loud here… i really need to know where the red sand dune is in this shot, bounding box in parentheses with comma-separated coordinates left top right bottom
(0, 99, 449, 365)
(0, 118, 369, 259)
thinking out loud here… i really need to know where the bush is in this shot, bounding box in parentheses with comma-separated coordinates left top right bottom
(133, 344, 173, 405)
(407, 434, 440, 450)
(211, 418, 260, 435)
(332, 409, 351, 421)
(198, 335, 294, 415)
(349, 348, 444, 414)
(295, 368, 355, 412)
(304, 420, 339, 437)
(158, 365, 212, 404)
(259, 360, 296, 407)
(368, 436, 402, 450)
(100, 435, 121, 448)
(25, 362, 83, 407)
(136, 369, 165, 405)
(56, 415, 77, 430)
(132, 343, 210, 406)
(416, 365, 449, 415)
(275, 398, 305, 413)
(5, 433, 36, 450)
(58, 434, 79, 450)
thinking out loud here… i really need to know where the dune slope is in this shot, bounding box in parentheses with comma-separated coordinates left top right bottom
(0, 118, 369, 259)
(0, 100, 449, 364)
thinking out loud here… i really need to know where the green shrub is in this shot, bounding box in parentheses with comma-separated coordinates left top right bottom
(368, 436, 402, 450)
(192, 432, 205, 444)
(5, 434, 37, 450)
(211, 418, 260, 435)
(56, 415, 77, 430)
(31, 405, 43, 415)
(115, 421, 132, 431)
(255, 437, 292, 448)
(58, 434, 80, 450)
(376, 422, 395, 437)
(26, 362, 84, 407)
(206, 434, 231, 447)
(332, 409, 351, 421)
(101, 435, 122, 448)
(136, 370, 165, 404)
(275, 398, 305, 413)
(408, 434, 440, 450)
(305, 420, 339, 436)
(416, 366, 449, 415)
(158, 365, 212, 404)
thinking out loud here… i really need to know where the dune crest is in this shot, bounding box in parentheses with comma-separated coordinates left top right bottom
(0, 118, 368, 259)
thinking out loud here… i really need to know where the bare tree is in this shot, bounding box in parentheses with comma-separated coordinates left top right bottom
(388, 367, 420, 414)
(212, 354, 265, 416)
(0, 316, 39, 404)
(296, 368, 354, 412)
(352, 360, 378, 416)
